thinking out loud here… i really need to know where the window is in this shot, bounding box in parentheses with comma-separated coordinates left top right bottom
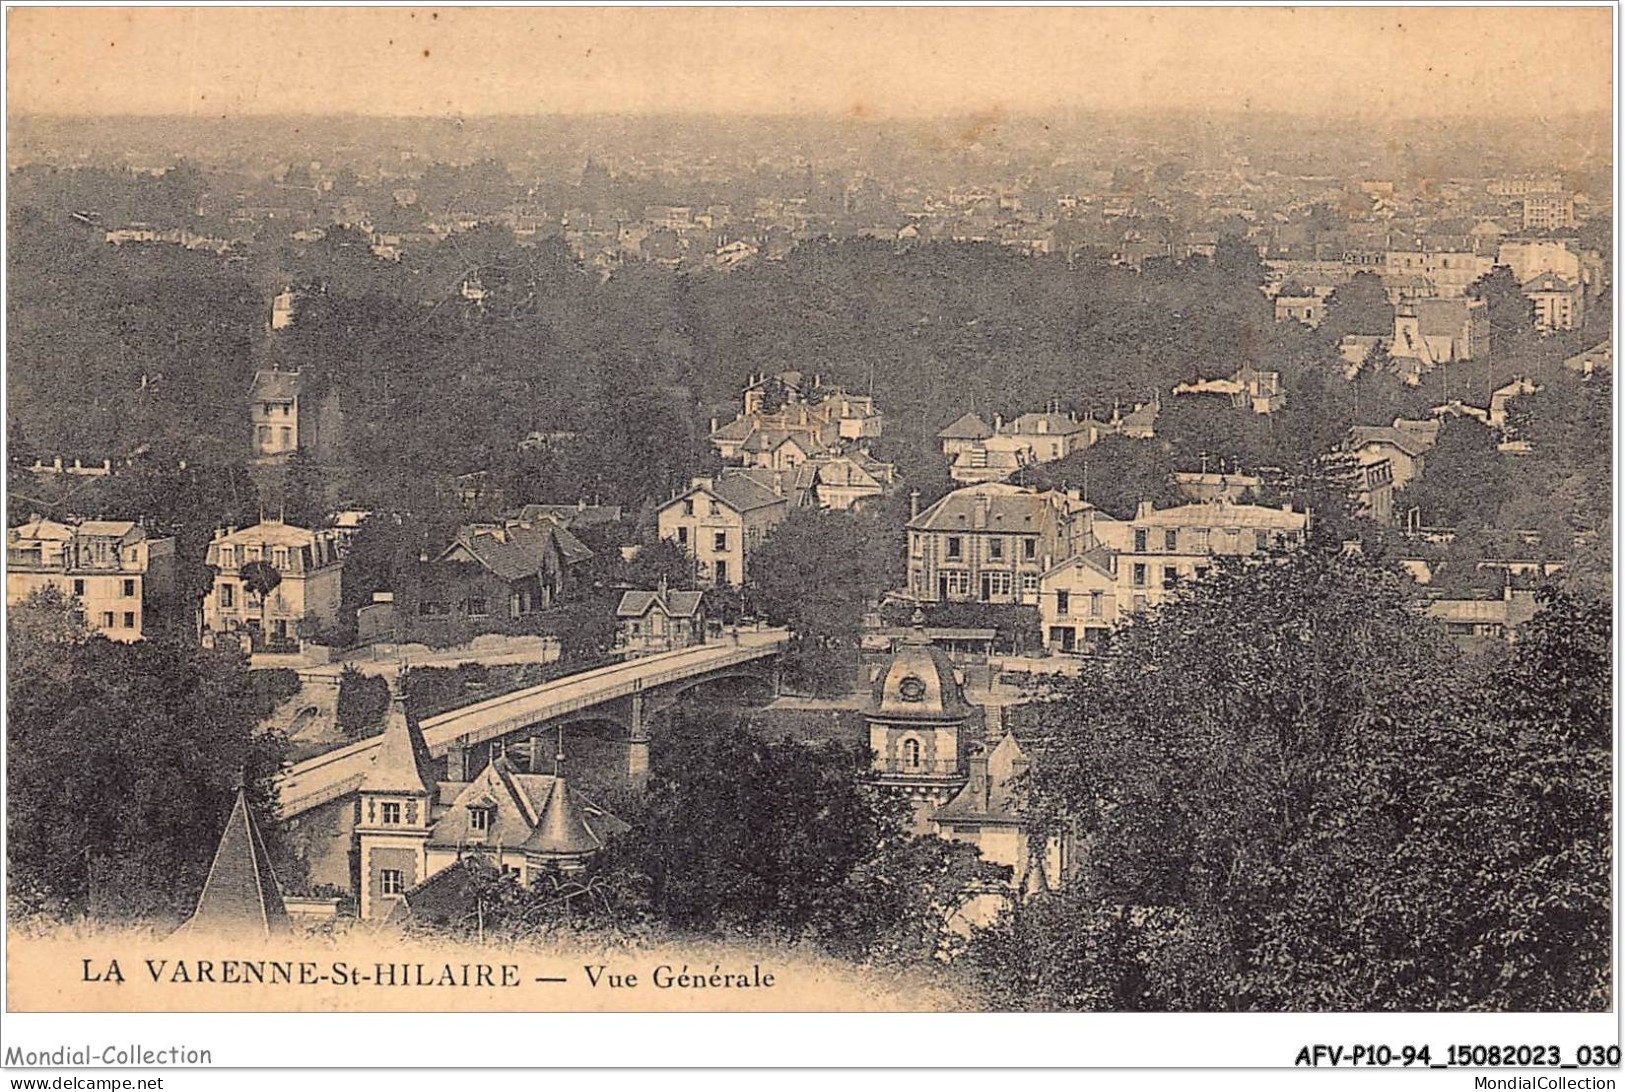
(100, 611, 115, 628)
(418, 600, 450, 616)
(72, 579, 84, 597)
(1134, 529, 1148, 553)
(280, 403, 291, 417)
(272, 548, 288, 569)
(943, 570, 972, 597)
(380, 802, 402, 825)
(379, 869, 404, 896)
(1133, 563, 1148, 587)
(683, 499, 695, 516)
(463, 598, 488, 617)
(1022, 573, 1038, 596)
(469, 807, 491, 833)
(676, 526, 689, 546)
(1023, 538, 1037, 560)
(1196, 565, 1211, 580)
(1056, 590, 1071, 615)
(1164, 530, 1178, 552)
(910, 534, 923, 558)
(122, 612, 136, 629)
(219, 546, 235, 567)
(256, 425, 271, 447)
(1089, 591, 1104, 617)
(946, 536, 963, 560)
(714, 560, 729, 584)
(902, 738, 922, 769)
(988, 537, 1004, 560)
(219, 583, 236, 608)
(713, 531, 728, 552)
(279, 427, 292, 448)
(121, 578, 136, 597)
(1162, 565, 1178, 589)
(1194, 529, 1210, 553)
(984, 571, 1012, 598)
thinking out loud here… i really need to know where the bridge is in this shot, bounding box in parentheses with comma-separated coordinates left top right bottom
(275, 628, 789, 818)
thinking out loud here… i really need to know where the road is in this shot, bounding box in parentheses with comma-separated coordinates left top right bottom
(274, 627, 788, 817)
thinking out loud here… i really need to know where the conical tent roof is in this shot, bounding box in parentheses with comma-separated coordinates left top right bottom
(520, 777, 602, 857)
(360, 680, 435, 796)
(184, 787, 290, 937)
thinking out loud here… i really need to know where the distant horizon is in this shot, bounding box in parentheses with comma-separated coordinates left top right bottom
(7, 8, 1612, 122)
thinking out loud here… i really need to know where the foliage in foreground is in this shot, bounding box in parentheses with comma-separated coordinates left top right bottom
(7, 588, 294, 922)
(963, 550, 1611, 1011)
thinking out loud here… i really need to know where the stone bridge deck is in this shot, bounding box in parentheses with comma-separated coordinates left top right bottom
(275, 629, 788, 817)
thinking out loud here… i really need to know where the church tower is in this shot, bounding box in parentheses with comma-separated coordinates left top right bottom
(356, 677, 436, 920)
(864, 611, 976, 833)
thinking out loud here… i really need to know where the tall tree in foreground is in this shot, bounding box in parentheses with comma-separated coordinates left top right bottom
(966, 550, 1610, 1011)
(7, 590, 293, 922)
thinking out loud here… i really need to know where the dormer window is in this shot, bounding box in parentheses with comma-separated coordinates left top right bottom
(469, 806, 493, 834)
(380, 802, 402, 825)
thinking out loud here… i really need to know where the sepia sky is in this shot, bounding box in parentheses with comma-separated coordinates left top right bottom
(6, 6, 1614, 120)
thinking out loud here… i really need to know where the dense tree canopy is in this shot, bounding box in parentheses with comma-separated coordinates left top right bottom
(965, 550, 1611, 1011)
(7, 590, 293, 921)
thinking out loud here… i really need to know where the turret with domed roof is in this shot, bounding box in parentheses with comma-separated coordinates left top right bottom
(864, 609, 977, 833)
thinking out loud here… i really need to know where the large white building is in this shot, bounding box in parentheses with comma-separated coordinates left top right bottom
(201, 518, 346, 649)
(6, 517, 176, 641)
(1038, 500, 1310, 652)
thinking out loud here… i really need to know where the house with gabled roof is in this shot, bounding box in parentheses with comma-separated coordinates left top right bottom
(936, 411, 994, 458)
(1348, 424, 1436, 490)
(404, 517, 593, 643)
(906, 482, 1100, 605)
(249, 367, 343, 464)
(656, 469, 789, 587)
(934, 732, 1065, 898)
(1522, 271, 1585, 332)
(615, 580, 707, 656)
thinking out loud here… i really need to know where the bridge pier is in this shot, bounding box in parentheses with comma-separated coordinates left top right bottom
(628, 691, 649, 786)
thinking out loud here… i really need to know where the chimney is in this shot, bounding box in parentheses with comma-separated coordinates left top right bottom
(1136, 499, 1154, 519)
(973, 492, 991, 529)
(692, 476, 713, 492)
(965, 744, 991, 812)
(909, 488, 921, 521)
(527, 734, 546, 774)
(710, 417, 719, 434)
(994, 413, 1003, 432)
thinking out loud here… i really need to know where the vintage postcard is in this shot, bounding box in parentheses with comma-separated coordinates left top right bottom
(2, 3, 1617, 1074)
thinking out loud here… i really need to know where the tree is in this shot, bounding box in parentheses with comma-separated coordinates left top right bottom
(8, 619, 293, 921)
(1023, 435, 1180, 520)
(746, 509, 885, 695)
(589, 705, 999, 959)
(239, 559, 284, 645)
(1399, 417, 1506, 530)
(963, 550, 1610, 1010)
(335, 666, 391, 740)
(1322, 271, 1392, 341)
